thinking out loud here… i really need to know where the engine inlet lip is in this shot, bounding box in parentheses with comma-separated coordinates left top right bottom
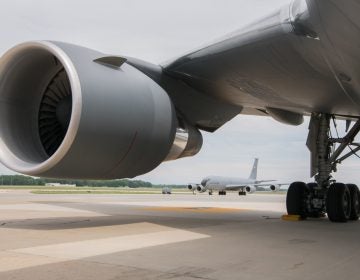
(0, 41, 82, 175)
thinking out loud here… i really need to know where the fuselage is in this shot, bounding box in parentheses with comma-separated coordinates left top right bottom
(201, 176, 255, 191)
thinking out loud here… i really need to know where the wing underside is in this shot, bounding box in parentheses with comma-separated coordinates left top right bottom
(163, 0, 360, 129)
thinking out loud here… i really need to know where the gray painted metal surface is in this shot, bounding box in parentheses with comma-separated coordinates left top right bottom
(165, 0, 360, 121)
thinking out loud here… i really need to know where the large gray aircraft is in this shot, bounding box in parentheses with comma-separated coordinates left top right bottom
(188, 158, 286, 195)
(0, 0, 359, 223)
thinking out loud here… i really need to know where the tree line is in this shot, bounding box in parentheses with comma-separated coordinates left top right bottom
(0, 175, 185, 188)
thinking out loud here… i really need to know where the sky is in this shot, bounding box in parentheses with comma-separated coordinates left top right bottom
(1, 0, 360, 185)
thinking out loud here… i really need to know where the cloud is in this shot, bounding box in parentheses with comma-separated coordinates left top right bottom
(0, 0, 292, 62)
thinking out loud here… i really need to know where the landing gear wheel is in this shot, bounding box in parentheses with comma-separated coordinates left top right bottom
(347, 184, 360, 221)
(306, 183, 326, 218)
(326, 183, 351, 223)
(286, 182, 308, 219)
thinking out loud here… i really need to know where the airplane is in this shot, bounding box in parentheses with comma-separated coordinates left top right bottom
(0, 0, 360, 223)
(188, 159, 287, 196)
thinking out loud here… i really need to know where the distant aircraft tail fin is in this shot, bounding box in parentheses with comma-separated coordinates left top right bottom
(248, 158, 259, 180)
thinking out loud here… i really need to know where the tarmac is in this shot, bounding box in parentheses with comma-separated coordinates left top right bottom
(1, 190, 360, 280)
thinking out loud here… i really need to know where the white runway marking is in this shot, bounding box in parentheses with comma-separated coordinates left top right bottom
(1, 223, 209, 272)
(0, 252, 58, 273)
(0, 203, 107, 220)
(0, 203, 101, 214)
(13, 229, 209, 260)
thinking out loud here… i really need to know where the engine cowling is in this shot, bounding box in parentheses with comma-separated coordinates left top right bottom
(245, 186, 256, 194)
(0, 41, 202, 179)
(188, 184, 199, 191)
(270, 185, 281, 192)
(197, 185, 206, 193)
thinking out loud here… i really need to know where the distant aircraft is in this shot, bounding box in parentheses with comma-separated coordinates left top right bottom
(188, 159, 287, 196)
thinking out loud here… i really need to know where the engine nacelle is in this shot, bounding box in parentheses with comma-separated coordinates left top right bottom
(270, 185, 281, 192)
(245, 186, 256, 194)
(188, 184, 199, 191)
(197, 185, 206, 193)
(0, 41, 203, 179)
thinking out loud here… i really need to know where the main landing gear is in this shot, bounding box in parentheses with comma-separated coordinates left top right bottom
(286, 113, 360, 223)
(219, 191, 227, 196)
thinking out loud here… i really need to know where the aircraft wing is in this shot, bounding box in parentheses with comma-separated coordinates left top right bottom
(225, 183, 288, 190)
(162, 0, 360, 132)
(253, 183, 289, 187)
(255, 180, 277, 184)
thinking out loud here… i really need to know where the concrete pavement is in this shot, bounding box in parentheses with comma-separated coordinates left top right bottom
(0, 191, 359, 280)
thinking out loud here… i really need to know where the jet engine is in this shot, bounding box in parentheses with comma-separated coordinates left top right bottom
(245, 186, 256, 194)
(197, 185, 207, 193)
(0, 41, 203, 179)
(188, 184, 199, 191)
(270, 185, 281, 192)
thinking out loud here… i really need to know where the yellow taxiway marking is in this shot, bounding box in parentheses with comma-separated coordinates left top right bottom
(142, 206, 246, 213)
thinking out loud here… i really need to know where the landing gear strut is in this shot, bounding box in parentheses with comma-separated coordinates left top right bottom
(286, 113, 360, 222)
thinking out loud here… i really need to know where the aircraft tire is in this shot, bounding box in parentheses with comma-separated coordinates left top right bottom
(286, 182, 308, 219)
(326, 183, 351, 223)
(347, 184, 360, 221)
(306, 183, 326, 218)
